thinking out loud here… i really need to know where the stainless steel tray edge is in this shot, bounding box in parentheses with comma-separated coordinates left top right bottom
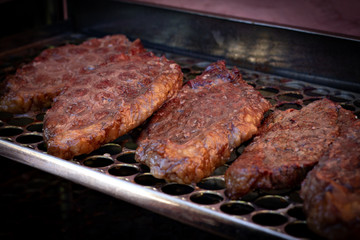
(0, 139, 294, 240)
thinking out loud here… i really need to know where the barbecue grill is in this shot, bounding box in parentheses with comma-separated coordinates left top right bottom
(1, 1, 360, 239)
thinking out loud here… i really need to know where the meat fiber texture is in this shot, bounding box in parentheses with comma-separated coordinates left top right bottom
(225, 99, 344, 199)
(0, 34, 183, 159)
(300, 109, 360, 239)
(44, 52, 183, 159)
(135, 61, 271, 184)
(0, 35, 145, 113)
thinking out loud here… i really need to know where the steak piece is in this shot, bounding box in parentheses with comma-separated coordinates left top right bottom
(135, 61, 271, 184)
(300, 110, 360, 239)
(0, 35, 145, 113)
(225, 99, 343, 199)
(44, 52, 183, 159)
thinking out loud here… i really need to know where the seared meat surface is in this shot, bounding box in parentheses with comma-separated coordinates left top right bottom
(0, 35, 145, 113)
(0, 34, 183, 159)
(44, 52, 183, 159)
(135, 61, 271, 184)
(225, 99, 342, 199)
(300, 109, 360, 240)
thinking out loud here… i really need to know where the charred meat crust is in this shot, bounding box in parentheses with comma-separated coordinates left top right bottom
(225, 99, 345, 199)
(136, 61, 271, 184)
(0, 35, 145, 113)
(300, 109, 360, 240)
(0, 34, 183, 159)
(44, 52, 183, 159)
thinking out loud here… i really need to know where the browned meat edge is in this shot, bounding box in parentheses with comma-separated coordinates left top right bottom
(136, 61, 271, 184)
(225, 99, 343, 199)
(300, 108, 360, 239)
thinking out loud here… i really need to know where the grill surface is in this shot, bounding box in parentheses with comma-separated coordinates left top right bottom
(1, 35, 360, 239)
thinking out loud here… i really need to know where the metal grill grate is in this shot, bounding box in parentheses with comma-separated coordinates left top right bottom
(1, 37, 360, 239)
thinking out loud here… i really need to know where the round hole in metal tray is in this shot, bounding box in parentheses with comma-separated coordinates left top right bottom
(8, 117, 34, 126)
(117, 152, 136, 163)
(220, 201, 255, 215)
(111, 133, 131, 144)
(134, 173, 166, 186)
(252, 211, 288, 226)
(83, 155, 114, 168)
(265, 98, 277, 106)
(37, 142, 47, 152)
(197, 176, 225, 190)
(288, 190, 303, 203)
(279, 85, 298, 91)
(287, 206, 306, 220)
(124, 141, 138, 150)
(254, 195, 289, 210)
(258, 87, 279, 97)
(26, 123, 43, 132)
(240, 191, 260, 202)
(91, 143, 122, 156)
(139, 164, 150, 173)
(161, 183, 194, 196)
(190, 191, 223, 205)
(277, 93, 303, 101)
(16, 133, 43, 144)
(285, 221, 319, 239)
(36, 112, 46, 121)
(181, 67, 191, 74)
(276, 103, 302, 111)
(260, 188, 292, 196)
(304, 88, 329, 97)
(0, 126, 23, 137)
(328, 93, 354, 103)
(280, 82, 305, 91)
(303, 98, 322, 105)
(0, 112, 13, 121)
(340, 104, 356, 111)
(259, 76, 281, 84)
(211, 165, 228, 176)
(108, 164, 139, 177)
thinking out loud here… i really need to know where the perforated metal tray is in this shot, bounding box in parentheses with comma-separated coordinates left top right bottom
(1, 43, 360, 239)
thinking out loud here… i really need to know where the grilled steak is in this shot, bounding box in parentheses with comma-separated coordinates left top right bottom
(44, 52, 183, 159)
(135, 61, 271, 184)
(225, 99, 343, 199)
(0, 35, 145, 113)
(300, 109, 360, 239)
